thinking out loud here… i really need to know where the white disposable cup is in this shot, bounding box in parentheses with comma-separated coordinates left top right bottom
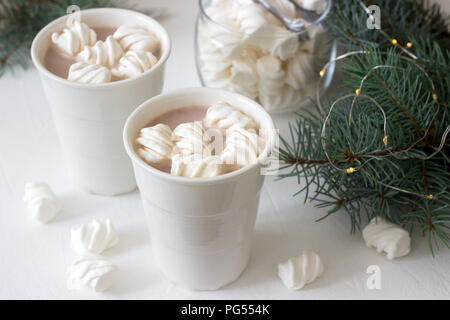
(31, 8, 171, 195)
(124, 88, 276, 290)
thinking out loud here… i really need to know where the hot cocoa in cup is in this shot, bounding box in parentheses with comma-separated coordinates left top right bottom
(123, 88, 276, 290)
(31, 8, 171, 195)
(134, 101, 266, 177)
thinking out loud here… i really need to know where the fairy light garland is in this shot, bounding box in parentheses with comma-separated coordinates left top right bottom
(313, 0, 449, 201)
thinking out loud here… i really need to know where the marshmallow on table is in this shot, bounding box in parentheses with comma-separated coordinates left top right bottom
(171, 154, 223, 178)
(362, 217, 411, 259)
(71, 218, 119, 255)
(23, 182, 61, 223)
(172, 121, 212, 157)
(222, 127, 263, 166)
(67, 62, 112, 84)
(113, 25, 160, 52)
(203, 101, 257, 132)
(136, 123, 175, 165)
(112, 50, 158, 79)
(278, 250, 324, 290)
(51, 20, 97, 56)
(67, 255, 116, 292)
(77, 36, 124, 68)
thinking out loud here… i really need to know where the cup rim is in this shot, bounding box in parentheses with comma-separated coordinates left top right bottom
(123, 87, 277, 186)
(198, 0, 333, 37)
(30, 8, 171, 90)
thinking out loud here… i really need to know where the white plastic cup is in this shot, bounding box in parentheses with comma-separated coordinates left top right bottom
(31, 8, 171, 195)
(123, 88, 276, 290)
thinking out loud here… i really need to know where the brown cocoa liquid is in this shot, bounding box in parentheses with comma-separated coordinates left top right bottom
(148, 106, 208, 129)
(141, 106, 256, 175)
(44, 26, 117, 79)
(43, 25, 161, 80)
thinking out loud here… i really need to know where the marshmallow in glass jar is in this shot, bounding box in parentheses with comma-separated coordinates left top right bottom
(195, 0, 336, 113)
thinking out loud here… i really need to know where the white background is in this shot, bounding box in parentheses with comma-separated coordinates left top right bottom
(0, 0, 449, 299)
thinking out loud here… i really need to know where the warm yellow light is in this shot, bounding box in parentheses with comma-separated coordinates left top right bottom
(355, 88, 361, 95)
(383, 136, 388, 145)
(319, 69, 325, 77)
(346, 167, 355, 173)
(391, 38, 398, 45)
(427, 194, 434, 199)
(406, 42, 413, 48)
(432, 93, 438, 100)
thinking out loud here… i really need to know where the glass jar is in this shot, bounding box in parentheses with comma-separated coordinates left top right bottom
(195, 0, 336, 113)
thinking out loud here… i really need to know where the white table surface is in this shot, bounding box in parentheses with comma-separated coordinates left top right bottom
(1, 0, 449, 300)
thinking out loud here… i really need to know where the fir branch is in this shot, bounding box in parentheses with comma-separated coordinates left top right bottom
(279, 0, 450, 254)
(0, 0, 130, 75)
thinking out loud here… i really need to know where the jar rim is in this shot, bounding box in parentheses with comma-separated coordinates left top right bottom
(198, 0, 333, 37)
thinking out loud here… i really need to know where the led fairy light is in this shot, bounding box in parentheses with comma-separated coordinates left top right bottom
(316, 52, 446, 159)
(317, 53, 448, 198)
(358, 0, 418, 59)
(315, 50, 365, 113)
(319, 69, 326, 77)
(320, 93, 388, 174)
(313, 0, 449, 200)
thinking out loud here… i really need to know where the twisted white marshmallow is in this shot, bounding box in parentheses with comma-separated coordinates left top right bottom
(256, 55, 284, 96)
(278, 250, 324, 290)
(51, 20, 97, 56)
(362, 218, 411, 259)
(228, 56, 259, 99)
(172, 121, 211, 157)
(203, 101, 257, 132)
(77, 36, 124, 68)
(256, 55, 302, 110)
(171, 154, 223, 178)
(204, 5, 244, 59)
(222, 127, 263, 166)
(266, 0, 296, 21)
(136, 123, 174, 165)
(197, 0, 330, 111)
(71, 218, 119, 255)
(112, 50, 158, 79)
(23, 182, 61, 223)
(262, 26, 299, 61)
(67, 62, 111, 84)
(198, 28, 233, 88)
(67, 255, 116, 292)
(234, 0, 268, 39)
(113, 24, 160, 52)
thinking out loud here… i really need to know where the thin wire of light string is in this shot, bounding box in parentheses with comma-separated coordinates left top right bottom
(312, 0, 449, 200)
